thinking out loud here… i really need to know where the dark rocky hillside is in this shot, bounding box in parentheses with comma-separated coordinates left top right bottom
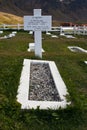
(0, 0, 87, 23)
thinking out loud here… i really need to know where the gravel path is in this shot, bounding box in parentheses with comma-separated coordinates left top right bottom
(29, 62, 60, 101)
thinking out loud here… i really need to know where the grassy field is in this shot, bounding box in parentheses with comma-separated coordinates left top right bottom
(0, 31, 87, 130)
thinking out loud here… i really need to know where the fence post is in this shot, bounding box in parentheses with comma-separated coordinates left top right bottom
(17, 23, 20, 30)
(83, 25, 86, 35)
(3, 24, 6, 30)
(73, 25, 76, 35)
(60, 26, 63, 35)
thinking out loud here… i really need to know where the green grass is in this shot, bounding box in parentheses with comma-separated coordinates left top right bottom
(0, 31, 87, 130)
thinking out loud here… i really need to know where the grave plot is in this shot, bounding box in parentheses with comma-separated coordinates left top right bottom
(0, 31, 17, 39)
(17, 9, 70, 110)
(60, 34, 75, 38)
(17, 59, 70, 110)
(68, 46, 87, 53)
(46, 32, 58, 38)
(64, 35, 75, 38)
(51, 35, 58, 38)
(46, 32, 51, 35)
(0, 31, 3, 34)
(84, 61, 87, 64)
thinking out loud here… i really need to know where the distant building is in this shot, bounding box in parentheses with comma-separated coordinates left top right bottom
(60, 22, 75, 26)
(60, 22, 87, 27)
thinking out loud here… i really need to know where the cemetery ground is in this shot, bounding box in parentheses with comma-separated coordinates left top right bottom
(0, 30, 87, 130)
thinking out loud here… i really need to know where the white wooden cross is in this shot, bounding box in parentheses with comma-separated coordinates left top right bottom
(24, 9, 52, 58)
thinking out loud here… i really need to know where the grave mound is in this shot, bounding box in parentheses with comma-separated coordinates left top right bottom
(68, 46, 87, 53)
(17, 59, 70, 109)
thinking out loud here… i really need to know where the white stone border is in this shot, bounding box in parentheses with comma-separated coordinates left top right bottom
(28, 48, 45, 52)
(68, 46, 87, 53)
(17, 59, 70, 109)
(51, 35, 58, 38)
(27, 43, 45, 52)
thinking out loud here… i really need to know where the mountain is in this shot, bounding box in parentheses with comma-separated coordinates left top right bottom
(0, 0, 87, 23)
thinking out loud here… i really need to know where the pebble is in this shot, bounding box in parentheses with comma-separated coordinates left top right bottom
(29, 63, 60, 101)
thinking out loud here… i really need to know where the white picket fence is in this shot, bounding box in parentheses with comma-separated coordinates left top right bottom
(51, 26, 87, 35)
(0, 24, 24, 30)
(73, 26, 87, 35)
(0, 24, 87, 35)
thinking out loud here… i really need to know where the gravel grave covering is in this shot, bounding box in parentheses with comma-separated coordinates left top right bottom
(29, 62, 60, 101)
